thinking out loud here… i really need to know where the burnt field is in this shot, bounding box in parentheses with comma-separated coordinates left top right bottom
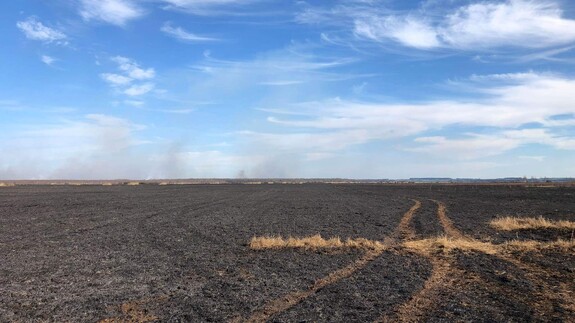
(1, 184, 574, 322)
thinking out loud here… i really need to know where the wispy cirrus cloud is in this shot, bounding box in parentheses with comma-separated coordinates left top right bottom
(124, 83, 155, 96)
(161, 22, 220, 42)
(40, 55, 57, 66)
(409, 129, 575, 160)
(255, 72, 575, 160)
(16, 17, 67, 44)
(161, 0, 261, 15)
(357, 0, 575, 50)
(112, 56, 155, 80)
(299, 0, 575, 52)
(101, 73, 133, 86)
(100, 56, 155, 96)
(79, 0, 145, 26)
(354, 15, 440, 49)
(187, 47, 359, 94)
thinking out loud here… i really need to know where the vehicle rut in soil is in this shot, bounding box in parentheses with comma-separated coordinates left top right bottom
(241, 199, 422, 322)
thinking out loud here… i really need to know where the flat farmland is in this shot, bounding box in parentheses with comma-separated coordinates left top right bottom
(1, 184, 574, 322)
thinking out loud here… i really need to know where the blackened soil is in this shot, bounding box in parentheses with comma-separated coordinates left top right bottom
(411, 199, 444, 239)
(1, 184, 574, 322)
(271, 252, 431, 322)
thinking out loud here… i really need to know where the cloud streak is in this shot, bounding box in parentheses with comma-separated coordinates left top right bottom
(16, 17, 67, 44)
(79, 0, 144, 26)
(161, 22, 220, 42)
(100, 56, 156, 97)
(161, 0, 262, 15)
(258, 72, 575, 159)
(299, 0, 575, 52)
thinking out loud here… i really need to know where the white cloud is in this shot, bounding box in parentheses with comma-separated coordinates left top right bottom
(161, 22, 219, 42)
(440, 0, 575, 49)
(350, 0, 575, 50)
(182, 47, 358, 99)
(100, 56, 156, 98)
(41, 55, 56, 66)
(519, 155, 546, 162)
(101, 73, 133, 85)
(161, 0, 258, 15)
(258, 72, 575, 158)
(124, 83, 155, 96)
(79, 0, 144, 26)
(16, 17, 67, 44)
(410, 129, 575, 160)
(124, 100, 145, 107)
(354, 15, 439, 49)
(112, 56, 155, 80)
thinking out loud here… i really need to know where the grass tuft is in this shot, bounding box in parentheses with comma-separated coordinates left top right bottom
(404, 235, 575, 255)
(404, 236, 498, 255)
(490, 216, 575, 231)
(249, 234, 385, 251)
(503, 239, 575, 251)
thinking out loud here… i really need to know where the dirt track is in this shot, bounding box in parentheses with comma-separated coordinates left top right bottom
(1, 184, 574, 322)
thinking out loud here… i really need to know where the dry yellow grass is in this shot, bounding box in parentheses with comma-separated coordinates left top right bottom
(126, 182, 141, 186)
(503, 239, 575, 251)
(0, 182, 15, 187)
(249, 234, 385, 251)
(101, 183, 113, 186)
(404, 236, 575, 255)
(404, 236, 498, 255)
(490, 216, 575, 231)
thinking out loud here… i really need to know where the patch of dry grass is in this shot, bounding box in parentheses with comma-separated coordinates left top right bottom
(0, 182, 15, 187)
(404, 236, 575, 255)
(503, 239, 575, 251)
(249, 234, 385, 251)
(126, 182, 141, 186)
(404, 236, 498, 255)
(490, 216, 575, 231)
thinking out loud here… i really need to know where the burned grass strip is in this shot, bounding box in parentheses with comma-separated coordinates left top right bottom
(490, 216, 575, 231)
(404, 236, 575, 255)
(249, 234, 385, 252)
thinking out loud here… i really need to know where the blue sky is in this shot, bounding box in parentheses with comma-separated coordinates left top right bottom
(1, 0, 575, 179)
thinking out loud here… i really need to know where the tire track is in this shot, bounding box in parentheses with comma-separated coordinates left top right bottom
(244, 249, 384, 323)
(239, 199, 421, 323)
(377, 259, 457, 323)
(381, 200, 571, 322)
(376, 199, 447, 323)
(378, 199, 463, 322)
(431, 199, 464, 239)
(388, 199, 421, 243)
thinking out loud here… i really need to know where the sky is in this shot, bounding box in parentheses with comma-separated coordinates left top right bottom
(1, 0, 575, 180)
